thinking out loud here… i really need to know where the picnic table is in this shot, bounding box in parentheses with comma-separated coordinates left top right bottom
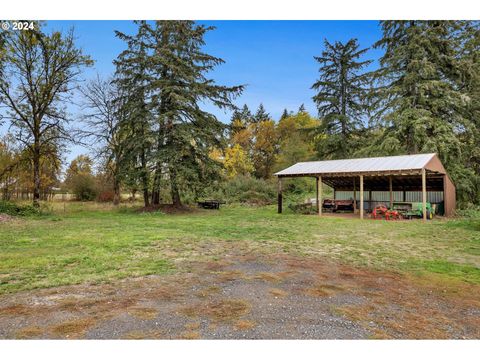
(197, 199, 225, 209)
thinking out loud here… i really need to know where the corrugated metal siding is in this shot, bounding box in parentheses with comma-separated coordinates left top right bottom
(405, 191, 444, 203)
(334, 191, 444, 210)
(335, 191, 370, 200)
(335, 191, 404, 201)
(275, 153, 436, 176)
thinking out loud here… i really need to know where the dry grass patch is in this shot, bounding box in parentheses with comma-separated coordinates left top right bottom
(0, 304, 32, 316)
(269, 288, 288, 298)
(128, 307, 159, 320)
(234, 320, 256, 331)
(49, 318, 96, 339)
(185, 322, 201, 331)
(216, 270, 246, 282)
(204, 261, 231, 272)
(15, 326, 43, 339)
(123, 329, 165, 339)
(253, 272, 282, 283)
(145, 283, 184, 301)
(180, 331, 201, 339)
(196, 286, 221, 298)
(180, 299, 250, 323)
(304, 284, 344, 297)
(206, 299, 250, 321)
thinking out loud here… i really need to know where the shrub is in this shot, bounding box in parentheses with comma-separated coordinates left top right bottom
(0, 201, 41, 216)
(70, 174, 97, 201)
(215, 175, 277, 205)
(96, 190, 115, 202)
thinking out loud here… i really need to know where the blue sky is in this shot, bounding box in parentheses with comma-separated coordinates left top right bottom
(5, 20, 385, 163)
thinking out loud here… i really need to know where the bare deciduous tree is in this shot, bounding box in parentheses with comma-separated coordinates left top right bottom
(0, 24, 92, 206)
(80, 75, 125, 205)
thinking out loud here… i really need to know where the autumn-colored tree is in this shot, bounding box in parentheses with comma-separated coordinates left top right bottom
(224, 144, 254, 178)
(0, 23, 93, 207)
(251, 120, 278, 179)
(64, 155, 97, 200)
(276, 111, 319, 171)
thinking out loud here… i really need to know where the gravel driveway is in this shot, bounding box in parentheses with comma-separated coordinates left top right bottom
(0, 253, 478, 339)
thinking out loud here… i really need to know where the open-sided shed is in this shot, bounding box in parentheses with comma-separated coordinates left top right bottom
(274, 153, 456, 220)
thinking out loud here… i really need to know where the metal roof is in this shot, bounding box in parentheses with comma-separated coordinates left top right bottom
(274, 153, 437, 177)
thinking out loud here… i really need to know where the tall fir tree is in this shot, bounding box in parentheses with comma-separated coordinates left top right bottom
(133, 21, 243, 206)
(280, 108, 290, 121)
(114, 22, 153, 207)
(253, 103, 270, 123)
(311, 38, 372, 159)
(372, 20, 477, 203)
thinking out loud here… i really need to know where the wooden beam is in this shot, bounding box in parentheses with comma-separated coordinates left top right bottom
(369, 190, 372, 213)
(360, 175, 364, 219)
(277, 178, 283, 214)
(318, 176, 323, 216)
(389, 176, 393, 209)
(316, 177, 320, 215)
(422, 168, 427, 222)
(353, 177, 357, 213)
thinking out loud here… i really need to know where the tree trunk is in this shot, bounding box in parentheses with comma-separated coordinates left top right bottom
(32, 144, 41, 208)
(151, 168, 161, 205)
(169, 167, 181, 207)
(141, 163, 149, 208)
(113, 177, 120, 205)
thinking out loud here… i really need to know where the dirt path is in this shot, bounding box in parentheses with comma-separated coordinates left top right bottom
(0, 254, 478, 339)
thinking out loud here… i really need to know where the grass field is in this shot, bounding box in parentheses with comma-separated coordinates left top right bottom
(1, 202, 479, 295)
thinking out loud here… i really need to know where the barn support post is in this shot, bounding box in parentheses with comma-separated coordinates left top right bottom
(317, 176, 323, 216)
(389, 176, 393, 209)
(369, 190, 372, 212)
(422, 168, 427, 222)
(360, 175, 364, 219)
(277, 177, 283, 214)
(353, 177, 357, 213)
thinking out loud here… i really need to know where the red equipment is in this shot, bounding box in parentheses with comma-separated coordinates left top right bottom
(372, 204, 401, 220)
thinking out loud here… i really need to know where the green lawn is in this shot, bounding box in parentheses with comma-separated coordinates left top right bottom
(1, 202, 479, 294)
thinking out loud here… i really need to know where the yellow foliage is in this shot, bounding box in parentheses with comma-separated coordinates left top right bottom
(224, 144, 254, 178)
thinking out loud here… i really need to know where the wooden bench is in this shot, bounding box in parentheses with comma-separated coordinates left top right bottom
(197, 200, 225, 209)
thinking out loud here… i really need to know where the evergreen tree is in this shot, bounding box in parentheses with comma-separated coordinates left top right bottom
(372, 21, 477, 203)
(373, 21, 465, 155)
(311, 38, 372, 159)
(253, 103, 270, 123)
(114, 22, 153, 207)
(280, 108, 290, 121)
(298, 104, 306, 113)
(127, 21, 243, 206)
(452, 21, 480, 203)
(231, 104, 253, 124)
(229, 104, 252, 137)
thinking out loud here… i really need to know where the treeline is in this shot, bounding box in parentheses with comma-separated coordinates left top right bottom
(0, 21, 479, 207)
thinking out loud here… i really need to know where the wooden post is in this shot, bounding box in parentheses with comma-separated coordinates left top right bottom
(369, 190, 372, 213)
(318, 176, 323, 216)
(360, 175, 364, 219)
(353, 177, 357, 213)
(316, 177, 320, 215)
(422, 168, 427, 222)
(389, 176, 393, 209)
(277, 177, 283, 214)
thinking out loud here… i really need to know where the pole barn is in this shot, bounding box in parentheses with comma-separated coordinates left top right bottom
(274, 153, 456, 220)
